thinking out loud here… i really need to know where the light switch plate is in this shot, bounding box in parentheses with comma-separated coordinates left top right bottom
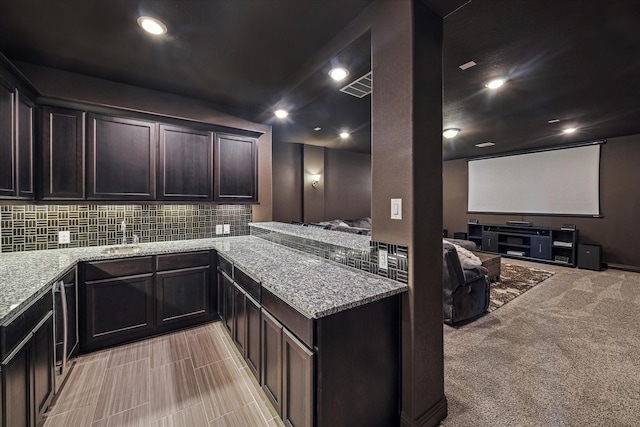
(58, 230, 70, 244)
(391, 198, 402, 220)
(223, 224, 230, 235)
(215, 225, 223, 235)
(379, 249, 388, 270)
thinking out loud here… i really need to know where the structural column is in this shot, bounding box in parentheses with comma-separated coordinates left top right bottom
(371, 1, 446, 426)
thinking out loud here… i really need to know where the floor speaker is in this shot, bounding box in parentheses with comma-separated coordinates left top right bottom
(578, 244, 602, 271)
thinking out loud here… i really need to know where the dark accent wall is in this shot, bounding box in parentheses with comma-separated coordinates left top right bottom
(325, 148, 371, 221)
(272, 142, 302, 223)
(272, 142, 372, 224)
(443, 134, 640, 268)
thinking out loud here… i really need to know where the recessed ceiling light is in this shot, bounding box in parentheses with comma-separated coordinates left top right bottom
(475, 142, 495, 148)
(442, 128, 461, 139)
(274, 109, 288, 119)
(137, 16, 167, 35)
(485, 79, 505, 89)
(339, 131, 350, 139)
(547, 118, 560, 124)
(459, 61, 477, 70)
(314, 127, 321, 131)
(563, 127, 577, 134)
(329, 67, 349, 81)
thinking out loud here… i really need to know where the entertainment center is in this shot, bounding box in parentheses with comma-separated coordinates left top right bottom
(467, 222, 578, 267)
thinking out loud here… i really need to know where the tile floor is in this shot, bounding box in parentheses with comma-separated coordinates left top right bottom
(43, 321, 285, 427)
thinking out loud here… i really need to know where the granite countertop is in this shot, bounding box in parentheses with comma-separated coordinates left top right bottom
(249, 221, 371, 251)
(0, 236, 406, 324)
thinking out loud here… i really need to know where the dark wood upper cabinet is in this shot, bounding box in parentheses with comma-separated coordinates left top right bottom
(87, 113, 156, 200)
(158, 124, 213, 200)
(16, 92, 34, 199)
(41, 106, 85, 200)
(214, 133, 258, 203)
(0, 78, 15, 197)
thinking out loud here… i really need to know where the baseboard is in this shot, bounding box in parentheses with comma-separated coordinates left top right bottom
(607, 263, 640, 273)
(400, 395, 448, 427)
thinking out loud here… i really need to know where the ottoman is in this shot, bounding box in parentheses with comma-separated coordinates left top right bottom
(474, 252, 501, 282)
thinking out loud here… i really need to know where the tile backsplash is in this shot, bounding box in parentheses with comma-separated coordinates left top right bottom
(0, 204, 252, 253)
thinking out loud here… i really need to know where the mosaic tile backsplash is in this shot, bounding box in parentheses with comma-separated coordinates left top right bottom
(0, 204, 252, 253)
(251, 226, 408, 284)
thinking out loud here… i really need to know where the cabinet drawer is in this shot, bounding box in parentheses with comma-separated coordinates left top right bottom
(218, 254, 233, 277)
(156, 251, 210, 271)
(235, 267, 261, 302)
(1, 288, 52, 360)
(83, 256, 153, 281)
(262, 288, 313, 348)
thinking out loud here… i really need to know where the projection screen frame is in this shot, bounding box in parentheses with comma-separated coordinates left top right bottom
(466, 140, 605, 218)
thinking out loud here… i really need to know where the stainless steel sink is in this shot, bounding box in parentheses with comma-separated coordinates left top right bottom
(101, 245, 142, 255)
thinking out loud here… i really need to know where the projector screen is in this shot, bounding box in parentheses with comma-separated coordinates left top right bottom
(468, 144, 601, 216)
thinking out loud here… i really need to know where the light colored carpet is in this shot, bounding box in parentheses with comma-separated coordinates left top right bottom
(442, 259, 640, 427)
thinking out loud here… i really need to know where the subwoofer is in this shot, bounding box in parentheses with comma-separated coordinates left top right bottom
(578, 244, 602, 271)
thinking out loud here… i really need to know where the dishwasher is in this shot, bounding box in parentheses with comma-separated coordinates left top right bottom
(53, 267, 79, 393)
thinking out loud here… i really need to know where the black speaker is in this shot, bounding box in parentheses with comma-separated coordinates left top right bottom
(578, 244, 602, 271)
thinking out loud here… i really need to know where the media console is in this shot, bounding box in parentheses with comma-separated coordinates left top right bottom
(467, 222, 578, 267)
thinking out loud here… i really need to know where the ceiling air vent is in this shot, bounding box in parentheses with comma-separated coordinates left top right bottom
(339, 71, 372, 98)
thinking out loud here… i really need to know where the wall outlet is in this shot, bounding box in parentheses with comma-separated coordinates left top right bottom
(379, 249, 388, 270)
(223, 224, 230, 235)
(215, 224, 223, 235)
(58, 230, 70, 244)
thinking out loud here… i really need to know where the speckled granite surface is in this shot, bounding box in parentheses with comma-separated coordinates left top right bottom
(0, 236, 406, 324)
(249, 222, 371, 251)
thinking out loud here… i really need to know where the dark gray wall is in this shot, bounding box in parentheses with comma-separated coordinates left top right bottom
(272, 142, 302, 223)
(272, 143, 372, 223)
(443, 133, 640, 269)
(324, 149, 371, 221)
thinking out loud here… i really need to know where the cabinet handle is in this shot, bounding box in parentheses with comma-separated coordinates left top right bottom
(539, 243, 543, 253)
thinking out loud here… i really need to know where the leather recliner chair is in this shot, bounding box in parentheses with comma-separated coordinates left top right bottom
(442, 242, 490, 325)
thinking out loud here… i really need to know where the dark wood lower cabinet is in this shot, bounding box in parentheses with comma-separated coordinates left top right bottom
(1, 310, 54, 427)
(232, 283, 246, 355)
(261, 309, 283, 415)
(282, 328, 314, 427)
(3, 340, 30, 427)
(245, 295, 261, 380)
(156, 266, 210, 329)
(83, 273, 155, 351)
(81, 252, 217, 352)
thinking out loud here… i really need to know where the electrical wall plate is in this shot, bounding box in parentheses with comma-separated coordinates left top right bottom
(216, 225, 223, 235)
(58, 230, 70, 244)
(379, 249, 388, 270)
(391, 198, 402, 220)
(223, 224, 230, 234)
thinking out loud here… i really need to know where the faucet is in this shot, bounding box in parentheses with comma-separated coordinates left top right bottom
(121, 220, 127, 245)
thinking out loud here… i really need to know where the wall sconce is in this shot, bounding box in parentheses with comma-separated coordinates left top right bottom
(312, 174, 321, 188)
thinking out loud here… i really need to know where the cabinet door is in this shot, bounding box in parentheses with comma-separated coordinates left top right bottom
(158, 124, 213, 200)
(42, 107, 85, 199)
(246, 295, 261, 381)
(233, 284, 246, 355)
(156, 266, 210, 329)
(214, 133, 257, 203)
(482, 231, 499, 252)
(32, 314, 54, 423)
(83, 273, 155, 351)
(0, 79, 16, 197)
(16, 92, 34, 199)
(282, 328, 314, 427)
(223, 273, 234, 334)
(2, 339, 30, 427)
(87, 113, 156, 200)
(261, 309, 283, 415)
(531, 236, 551, 260)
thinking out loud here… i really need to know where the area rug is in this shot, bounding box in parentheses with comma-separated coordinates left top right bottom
(488, 263, 555, 312)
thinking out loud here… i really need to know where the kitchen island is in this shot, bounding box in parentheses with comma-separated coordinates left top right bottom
(1, 234, 406, 427)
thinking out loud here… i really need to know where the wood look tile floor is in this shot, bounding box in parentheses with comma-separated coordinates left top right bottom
(44, 322, 285, 427)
